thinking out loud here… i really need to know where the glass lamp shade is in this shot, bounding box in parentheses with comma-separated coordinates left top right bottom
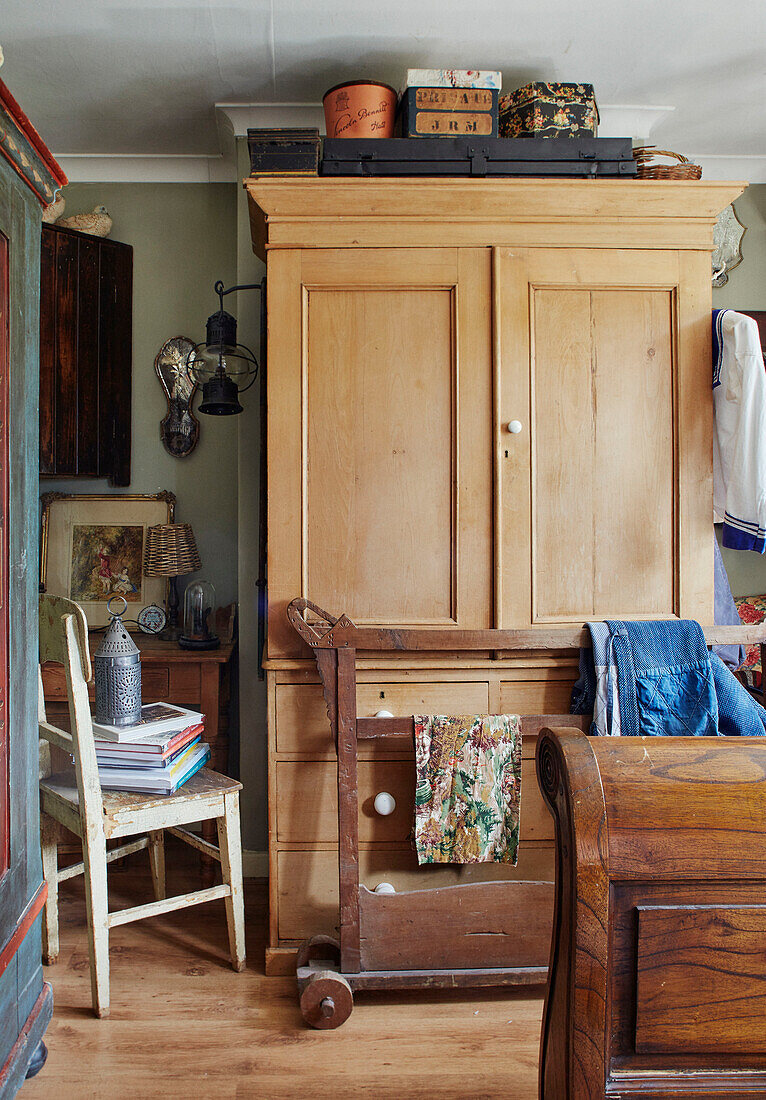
(179, 580, 220, 650)
(190, 344, 257, 386)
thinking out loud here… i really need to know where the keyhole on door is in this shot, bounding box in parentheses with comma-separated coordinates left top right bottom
(504, 450, 509, 458)
(379, 691, 385, 699)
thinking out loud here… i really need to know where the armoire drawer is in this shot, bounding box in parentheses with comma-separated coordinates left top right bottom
(275, 757, 554, 843)
(274, 679, 490, 756)
(277, 844, 556, 942)
(276, 760, 415, 843)
(500, 677, 576, 716)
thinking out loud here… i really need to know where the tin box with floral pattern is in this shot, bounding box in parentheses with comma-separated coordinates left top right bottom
(499, 81, 599, 138)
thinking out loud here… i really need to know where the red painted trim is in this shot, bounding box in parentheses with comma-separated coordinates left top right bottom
(0, 982, 52, 1088)
(0, 881, 48, 980)
(0, 78, 67, 191)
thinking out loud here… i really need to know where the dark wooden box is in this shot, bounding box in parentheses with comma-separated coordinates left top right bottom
(321, 136, 636, 178)
(397, 87, 499, 138)
(499, 82, 598, 138)
(247, 128, 320, 176)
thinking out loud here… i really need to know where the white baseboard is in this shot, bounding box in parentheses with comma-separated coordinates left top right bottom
(243, 849, 269, 879)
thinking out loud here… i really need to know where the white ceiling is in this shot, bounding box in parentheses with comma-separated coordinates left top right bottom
(2, 0, 765, 170)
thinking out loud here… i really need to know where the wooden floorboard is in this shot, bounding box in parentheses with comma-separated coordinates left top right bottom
(23, 842, 544, 1099)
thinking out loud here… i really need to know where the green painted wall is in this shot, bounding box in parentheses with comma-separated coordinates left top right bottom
(713, 185, 766, 311)
(713, 184, 766, 596)
(40, 182, 239, 604)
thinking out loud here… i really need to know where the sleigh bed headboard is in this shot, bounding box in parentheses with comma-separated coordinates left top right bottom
(538, 728, 766, 1099)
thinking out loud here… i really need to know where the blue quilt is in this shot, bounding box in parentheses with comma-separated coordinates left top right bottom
(571, 619, 766, 737)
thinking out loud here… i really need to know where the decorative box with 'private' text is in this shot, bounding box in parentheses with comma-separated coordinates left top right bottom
(398, 87, 499, 137)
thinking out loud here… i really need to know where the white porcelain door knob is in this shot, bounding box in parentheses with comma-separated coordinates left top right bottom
(507, 420, 523, 434)
(373, 791, 396, 816)
(373, 882, 396, 895)
(374, 709, 394, 718)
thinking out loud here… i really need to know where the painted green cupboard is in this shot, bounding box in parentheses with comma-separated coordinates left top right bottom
(0, 78, 66, 1097)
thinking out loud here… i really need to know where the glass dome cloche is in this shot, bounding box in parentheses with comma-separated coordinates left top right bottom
(179, 579, 220, 650)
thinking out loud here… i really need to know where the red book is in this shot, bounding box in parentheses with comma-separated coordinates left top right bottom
(94, 722, 204, 757)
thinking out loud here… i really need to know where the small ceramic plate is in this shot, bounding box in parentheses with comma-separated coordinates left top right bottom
(137, 603, 167, 634)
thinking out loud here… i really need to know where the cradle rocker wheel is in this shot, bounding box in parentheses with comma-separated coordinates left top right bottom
(299, 971, 353, 1029)
(296, 934, 341, 970)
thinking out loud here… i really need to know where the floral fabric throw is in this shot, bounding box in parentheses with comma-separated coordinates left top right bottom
(413, 714, 522, 865)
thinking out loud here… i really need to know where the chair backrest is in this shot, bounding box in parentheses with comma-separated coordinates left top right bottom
(39, 594, 104, 837)
(39, 593, 91, 680)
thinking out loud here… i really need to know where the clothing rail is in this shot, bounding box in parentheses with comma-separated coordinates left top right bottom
(287, 597, 766, 652)
(355, 714, 590, 742)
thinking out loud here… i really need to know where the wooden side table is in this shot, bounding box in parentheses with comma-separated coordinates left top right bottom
(42, 636, 236, 851)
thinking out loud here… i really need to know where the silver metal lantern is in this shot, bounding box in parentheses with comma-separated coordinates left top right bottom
(93, 596, 142, 727)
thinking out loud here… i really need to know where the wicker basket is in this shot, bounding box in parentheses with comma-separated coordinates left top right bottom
(632, 146, 702, 180)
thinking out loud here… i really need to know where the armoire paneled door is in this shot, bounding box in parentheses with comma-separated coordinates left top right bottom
(266, 246, 493, 657)
(245, 178, 744, 972)
(0, 77, 65, 1096)
(496, 247, 713, 628)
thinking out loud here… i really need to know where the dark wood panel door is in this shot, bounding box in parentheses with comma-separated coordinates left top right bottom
(76, 234, 100, 475)
(38, 223, 132, 486)
(98, 238, 132, 486)
(38, 228, 56, 475)
(53, 230, 78, 474)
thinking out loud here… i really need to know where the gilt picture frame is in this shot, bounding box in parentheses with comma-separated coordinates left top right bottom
(40, 491, 175, 629)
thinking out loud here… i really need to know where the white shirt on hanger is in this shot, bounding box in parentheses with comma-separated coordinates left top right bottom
(713, 308, 766, 552)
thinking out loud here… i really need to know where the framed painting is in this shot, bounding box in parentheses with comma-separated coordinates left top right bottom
(40, 491, 175, 629)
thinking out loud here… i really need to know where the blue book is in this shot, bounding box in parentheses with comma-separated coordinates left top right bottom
(98, 742, 210, 794)
(96, 735, 202, 770)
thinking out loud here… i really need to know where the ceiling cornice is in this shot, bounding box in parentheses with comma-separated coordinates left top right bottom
(54, 153, 235, 184)
(691, 156, 766, 184)
(216, 102, 326, 137)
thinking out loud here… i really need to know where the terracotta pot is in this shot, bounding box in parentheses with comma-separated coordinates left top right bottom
(323, 81, 397, 139)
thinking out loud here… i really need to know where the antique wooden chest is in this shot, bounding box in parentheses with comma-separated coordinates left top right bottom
(247, 128, 320, 176)
(321, 136, 636, 177)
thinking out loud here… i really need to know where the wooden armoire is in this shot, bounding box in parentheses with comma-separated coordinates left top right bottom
(246, 177, 744, 973)
(0, 80, 65, 1095)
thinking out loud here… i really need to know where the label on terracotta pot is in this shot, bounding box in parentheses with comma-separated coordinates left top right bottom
(329, 100, 393, 137)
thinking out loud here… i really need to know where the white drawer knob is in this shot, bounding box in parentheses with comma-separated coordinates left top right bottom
(373, 791, 396, 816)
(374, 709, 394, 718)
(374, 882, 396, 895)
(507, 420, 523, 434)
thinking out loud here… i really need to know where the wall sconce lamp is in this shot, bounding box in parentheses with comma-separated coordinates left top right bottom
(188, 279, 264, 415)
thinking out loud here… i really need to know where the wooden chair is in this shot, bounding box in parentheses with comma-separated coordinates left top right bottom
(38, 594, 246, 1018)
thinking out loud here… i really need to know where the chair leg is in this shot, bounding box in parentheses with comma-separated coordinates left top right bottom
(81, 827, 110, 1018)
(148, 830, 166, 901)
(40, 814, 59, 966)
(216, 791, 246, 972)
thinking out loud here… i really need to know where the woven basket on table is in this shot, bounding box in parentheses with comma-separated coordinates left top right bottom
(632, 146, 702, 180)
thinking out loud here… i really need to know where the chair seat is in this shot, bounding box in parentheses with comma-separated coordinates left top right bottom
(41, 767, 242, 838)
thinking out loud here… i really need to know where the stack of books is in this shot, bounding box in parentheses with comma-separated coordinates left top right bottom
(92, 703, 210, 794)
